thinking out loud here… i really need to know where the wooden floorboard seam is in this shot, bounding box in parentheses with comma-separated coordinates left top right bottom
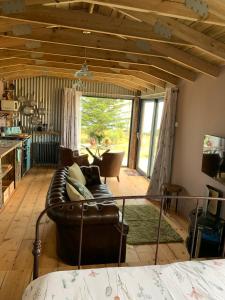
(0, 167, 189, 299)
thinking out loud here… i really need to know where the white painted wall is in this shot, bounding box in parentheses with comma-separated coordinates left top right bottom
(172, 67, 225, 217)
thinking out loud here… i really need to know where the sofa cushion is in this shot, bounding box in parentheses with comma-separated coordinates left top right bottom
(68, 163, 86, 185)
(89, 184, 113, 199)
(66, 181, 85, 202)
(67, 176, 94, 200)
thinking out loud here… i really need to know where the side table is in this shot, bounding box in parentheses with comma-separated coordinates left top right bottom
(161, 183, 183, 214)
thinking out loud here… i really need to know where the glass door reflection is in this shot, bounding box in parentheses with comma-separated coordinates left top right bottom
(136, 101, 155, 175)
(137, 99, 164, 177)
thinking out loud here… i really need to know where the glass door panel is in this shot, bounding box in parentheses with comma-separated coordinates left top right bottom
(136, 101, 155, 175)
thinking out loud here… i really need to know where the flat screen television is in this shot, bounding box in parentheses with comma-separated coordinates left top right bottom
(202, 135, 225, 185)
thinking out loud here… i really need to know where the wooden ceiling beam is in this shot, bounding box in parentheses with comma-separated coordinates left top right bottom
(0, 25, 219, 77)
(0, 6, 185, 45)
(124, 76, 155, 90)
(1, 70, 43, 80)
(120, 70, 166, 89)
(89, 3, 95, 14)
(81, 76, 142, 91)
(2, 70, 138, 91)
(108, 79, 138, 91)
(0, 57, 165, 88)
(23, 65, 153, 90)
(147, 43, 220, 78)
(0, 64, 144, 90)
(1, 5, 223, 68)
(18, 64, 126, 79)
(0, 50, 179, 84)
(22, 64, 135, 80)
(0, 37, 197, 81)
(2, 0, 224, 26)
(129, 11, 225, 61)
(0, 26, 162, 57)
(106, 77, 147, 92)
(204, 1, 225, 25)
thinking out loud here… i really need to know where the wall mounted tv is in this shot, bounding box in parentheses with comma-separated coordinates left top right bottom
(202, 135, 225, 185)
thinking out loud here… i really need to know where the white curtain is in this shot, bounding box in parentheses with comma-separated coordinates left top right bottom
(147, 87, 178, 195)
(61, 88, 82, 150)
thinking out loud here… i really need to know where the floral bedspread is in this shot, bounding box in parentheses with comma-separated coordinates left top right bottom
(23, 259, 225, 300)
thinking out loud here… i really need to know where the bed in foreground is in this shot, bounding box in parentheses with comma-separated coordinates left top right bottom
(23, 259, 225, 300)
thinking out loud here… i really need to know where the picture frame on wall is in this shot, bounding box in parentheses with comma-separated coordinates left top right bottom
(206, 185, 223, 219)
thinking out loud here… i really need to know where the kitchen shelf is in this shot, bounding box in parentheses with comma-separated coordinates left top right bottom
(1, 164, 13, 178)
(33, 131, 60, 136)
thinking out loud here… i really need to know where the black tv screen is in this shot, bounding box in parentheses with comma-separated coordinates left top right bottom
(202, 135, 225, 185)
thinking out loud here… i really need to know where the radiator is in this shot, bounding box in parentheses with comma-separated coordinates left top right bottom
(32, 132, 60, 166)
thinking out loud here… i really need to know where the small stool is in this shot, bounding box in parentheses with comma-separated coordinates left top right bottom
(161, 183, 183, 214)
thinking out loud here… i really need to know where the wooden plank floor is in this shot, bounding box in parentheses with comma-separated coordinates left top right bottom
(0, 167, 189, 299)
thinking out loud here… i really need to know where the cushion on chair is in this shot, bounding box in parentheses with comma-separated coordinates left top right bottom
(68, 163, 86, 185)
(66, 181, 85, 202)
(67, 176, 94, 200)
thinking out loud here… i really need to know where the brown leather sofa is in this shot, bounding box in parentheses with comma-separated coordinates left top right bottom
(46, 166, 128, 265)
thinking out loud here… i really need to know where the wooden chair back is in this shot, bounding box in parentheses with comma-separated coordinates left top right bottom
(99, 151, 124, 179)
(59, 146, 74, 167)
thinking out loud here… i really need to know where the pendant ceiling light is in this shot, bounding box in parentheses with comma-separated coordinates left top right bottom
(75, 48, 93, 79)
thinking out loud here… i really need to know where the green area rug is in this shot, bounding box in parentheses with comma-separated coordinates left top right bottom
(121, 205, 183, 245)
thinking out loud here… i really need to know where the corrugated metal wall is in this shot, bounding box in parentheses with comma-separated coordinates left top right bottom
(13, 76, 135, 165)
(14, 76, 135, 132)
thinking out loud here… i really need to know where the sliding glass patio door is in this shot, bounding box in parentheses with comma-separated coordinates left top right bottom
(136, 101, 155, 175)
(136, 99, 164, 177)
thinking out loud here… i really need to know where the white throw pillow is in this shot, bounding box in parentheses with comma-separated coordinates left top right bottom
(68, 163, 86, 185)
(66, 182, 85, 202)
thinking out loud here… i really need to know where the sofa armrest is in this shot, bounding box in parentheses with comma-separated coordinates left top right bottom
(80, 165, 102, 186)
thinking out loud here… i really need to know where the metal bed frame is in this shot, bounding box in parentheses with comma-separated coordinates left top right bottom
(32, 195, 225, 280)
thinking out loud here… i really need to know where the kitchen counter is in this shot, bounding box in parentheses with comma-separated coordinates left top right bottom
(0, 136, 32, 177)
(0, 140, 22, 158)
(0, 140, 23, 207)
(0, 134, 31, 141)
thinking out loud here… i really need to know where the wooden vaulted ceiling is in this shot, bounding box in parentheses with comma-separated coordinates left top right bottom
(0, 0, 225, 92)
